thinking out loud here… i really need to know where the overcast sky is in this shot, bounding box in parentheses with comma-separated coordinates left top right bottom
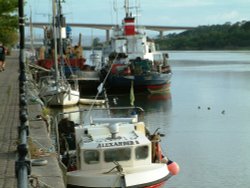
(25, 0, 250, 38)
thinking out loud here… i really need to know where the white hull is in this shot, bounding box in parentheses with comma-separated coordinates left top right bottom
(40, 86, 80, 106)
(67, 164, 171, 187)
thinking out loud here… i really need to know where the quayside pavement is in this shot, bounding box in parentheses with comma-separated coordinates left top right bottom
(0, 50, 65, 188)
(0, 51, 19, 187)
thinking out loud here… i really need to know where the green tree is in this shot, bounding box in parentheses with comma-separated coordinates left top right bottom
(0, 0, 18, 47)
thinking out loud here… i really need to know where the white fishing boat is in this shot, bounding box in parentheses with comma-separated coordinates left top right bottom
(39, 0, 80, 106)
(56, 107, 179, 187)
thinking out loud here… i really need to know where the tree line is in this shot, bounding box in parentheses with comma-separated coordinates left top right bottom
(155, 21, 250, 50)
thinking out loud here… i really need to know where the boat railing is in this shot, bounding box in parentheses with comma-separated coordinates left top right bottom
(92, 117, 137, 124)
(54, 106, 144, 155)
(55, 106, 144, 126)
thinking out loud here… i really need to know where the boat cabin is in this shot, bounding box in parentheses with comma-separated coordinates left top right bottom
(74, 119, 152, 171)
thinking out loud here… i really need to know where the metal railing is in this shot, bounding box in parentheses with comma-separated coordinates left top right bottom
(15, 1, 31, 187)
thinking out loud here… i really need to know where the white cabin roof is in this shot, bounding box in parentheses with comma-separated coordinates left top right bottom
(75, 120, 150, 150)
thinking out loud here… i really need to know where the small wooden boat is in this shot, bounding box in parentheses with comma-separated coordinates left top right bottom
(56, 107, 179, 188)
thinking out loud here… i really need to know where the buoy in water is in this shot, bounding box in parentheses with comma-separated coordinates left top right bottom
(167, 160, 180, 175)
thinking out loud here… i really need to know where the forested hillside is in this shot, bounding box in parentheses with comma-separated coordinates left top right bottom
(155, 21, 250, 50)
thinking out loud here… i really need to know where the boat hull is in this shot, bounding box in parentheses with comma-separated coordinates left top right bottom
(66, 164, 171, 188)
(67, 176, 169, 188)
(102, 71, 172, 93)
(76, 70, 101, 94)
(40, 88, 80, 106)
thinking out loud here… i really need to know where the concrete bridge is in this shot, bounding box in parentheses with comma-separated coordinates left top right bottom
(26, 22, 195, 40)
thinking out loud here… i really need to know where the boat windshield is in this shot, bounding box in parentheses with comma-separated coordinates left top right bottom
(153, 53, 163, 62)
(135, 145, 149, 160)
(84, 150, 100, 164)
(104, 148, 131, 162)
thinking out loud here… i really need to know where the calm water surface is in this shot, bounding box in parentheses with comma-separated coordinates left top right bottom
(161, 51, 250, 188)
(52, 51, 250, 188)
(107, 51, 250, 188)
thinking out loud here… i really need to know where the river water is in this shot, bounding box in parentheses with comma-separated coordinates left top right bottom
(163, 51, 250, 188)
(52, 51, 250, 188)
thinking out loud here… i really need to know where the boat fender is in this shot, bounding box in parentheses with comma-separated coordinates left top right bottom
(167, 160, 180, 175)
(123, 67, 131, 75)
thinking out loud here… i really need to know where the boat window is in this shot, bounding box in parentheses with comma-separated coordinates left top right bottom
(84, 150, 100, 164)
(153, 54, 163, 62)
(104, 148, 131, 162)
(135, 146, 149, 160)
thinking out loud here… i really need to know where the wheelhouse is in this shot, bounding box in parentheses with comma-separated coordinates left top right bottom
(74, 121, 152, 171)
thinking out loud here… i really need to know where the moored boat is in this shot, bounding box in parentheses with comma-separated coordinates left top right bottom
(39, 76, 80, 106)
(38, 0, 80, 107)
(100, 0, 172, 93)
(55, 107, 179, 187)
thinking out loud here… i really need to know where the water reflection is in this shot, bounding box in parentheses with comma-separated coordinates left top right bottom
(50, 92, 172, 123)
(105, 92, 173, 147)
(107, 91, 172, 112)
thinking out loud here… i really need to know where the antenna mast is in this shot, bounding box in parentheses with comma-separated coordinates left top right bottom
(124, 0, 130, 17)
(29, 6, 34, 53)
(52, 0, 59, 82)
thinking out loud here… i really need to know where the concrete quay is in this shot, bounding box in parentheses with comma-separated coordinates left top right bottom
(0, 51, 65, 188)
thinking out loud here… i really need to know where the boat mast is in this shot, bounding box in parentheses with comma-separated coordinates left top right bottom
(135, 0, 140, 25)
(124, 0, 130, 17)
(29, 6, 34, 54)
(52, 0, 59, 82)
(57, 0, 66, 78)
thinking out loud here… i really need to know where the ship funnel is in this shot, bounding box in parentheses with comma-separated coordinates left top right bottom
(124, 17, 135, 36)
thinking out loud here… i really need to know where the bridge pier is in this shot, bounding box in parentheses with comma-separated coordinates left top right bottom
(159, 31, 164, 38)
(106, 30, 110, 41)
